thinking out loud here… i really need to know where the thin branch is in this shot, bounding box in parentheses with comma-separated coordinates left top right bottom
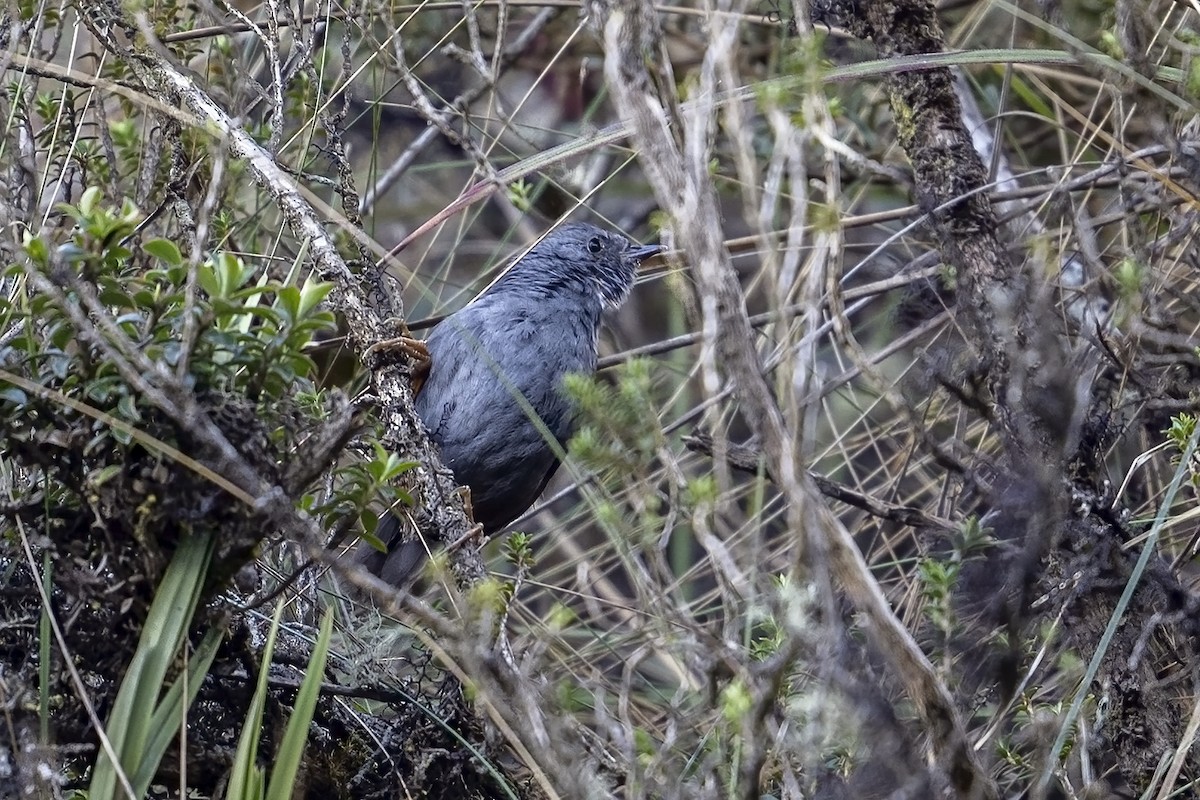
(683, 432, 959, 533)
(599, 2, 997, 796)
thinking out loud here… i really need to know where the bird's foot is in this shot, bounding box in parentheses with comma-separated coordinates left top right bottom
(365, 322, 432, 394)
(456, 485, 475, 520)
(446, 522, 486, 553)
(445, 486, 485, 552)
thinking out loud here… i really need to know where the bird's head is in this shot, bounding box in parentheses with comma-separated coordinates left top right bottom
(507, 222, 663, 309)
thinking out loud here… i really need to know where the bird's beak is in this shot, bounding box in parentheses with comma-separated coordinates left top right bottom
(627, 243, 665, 263)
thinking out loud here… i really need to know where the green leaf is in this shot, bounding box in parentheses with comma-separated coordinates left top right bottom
(357, 527, 388, 553)
(275, 285, 301, 321)
(131, 288, 159, 308)
(116, 394, 140, 422)
(23, 232, 48, 264)
(381, 458, 420, 482)
(78, 186, 102, 217)
(296, 279, 334, 318)
(88, 464, 123, 487)
(200, 253, 256, 300)
(0, 386, 28, 405)
(143, 238, 182, 266)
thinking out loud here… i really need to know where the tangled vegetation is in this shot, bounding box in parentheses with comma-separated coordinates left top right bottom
(2, 0, 1200, 797)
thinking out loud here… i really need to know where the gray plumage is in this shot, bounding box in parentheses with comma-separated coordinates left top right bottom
(360, 222, 662, 586)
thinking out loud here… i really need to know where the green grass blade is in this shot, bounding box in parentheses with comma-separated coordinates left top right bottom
(265, 609, 334, 800)
(132, 625, 226, 796)
(89, 532, 215, 800)
(225, 601, 284, 800)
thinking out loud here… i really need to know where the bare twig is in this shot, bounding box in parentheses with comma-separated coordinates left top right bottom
(683, 432, 958, 533)
(598, 1, 996, 796)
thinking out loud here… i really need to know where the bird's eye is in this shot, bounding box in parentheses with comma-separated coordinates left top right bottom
(587, 237, 603, 254)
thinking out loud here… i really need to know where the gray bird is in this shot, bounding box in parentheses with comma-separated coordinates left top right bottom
(359, 222, 663, 586)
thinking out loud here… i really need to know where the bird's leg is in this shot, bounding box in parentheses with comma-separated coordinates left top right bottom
(446, 486, 486, 552)
(446, 523, 486, 553)
(365, 318, 432, 395)
(457, 485, 475, 519)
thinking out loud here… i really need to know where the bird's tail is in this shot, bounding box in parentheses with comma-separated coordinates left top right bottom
(353, 511, 431, 589)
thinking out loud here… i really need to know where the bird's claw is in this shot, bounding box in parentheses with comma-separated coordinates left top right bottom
(446, 522, 486, 553)
(444, 486, 485, 552)
(365, 328, 432, 395)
